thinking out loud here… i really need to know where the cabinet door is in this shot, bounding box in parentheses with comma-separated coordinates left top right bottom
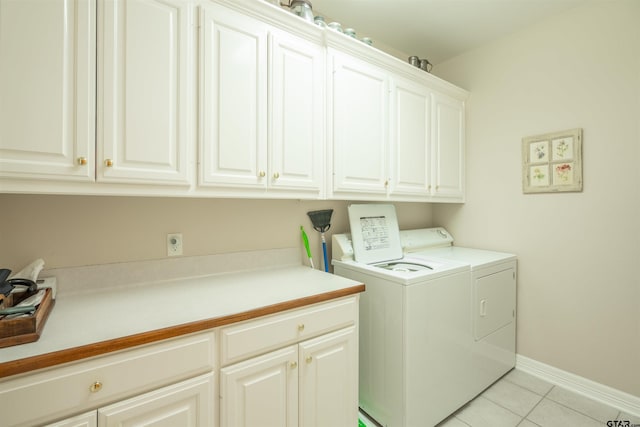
(221, 346, 298, 427)
(45, 411, 97, 427)
(299, 326, 358, 427)
(98, 373, 214, 427)
(0, 0, 95, 181)
(390, 76, 431, 198)
(98, 0, 192, 184)
(269, 29, 323, 195)
(200, 3, 268, 188)
(431, 91, 465, 199)
(329, 50, 389, 197)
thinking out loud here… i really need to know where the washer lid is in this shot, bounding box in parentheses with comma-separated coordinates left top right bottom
(348, 204, 403, 264)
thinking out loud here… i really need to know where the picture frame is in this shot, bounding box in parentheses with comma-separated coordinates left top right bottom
(522, 128, 583, 193)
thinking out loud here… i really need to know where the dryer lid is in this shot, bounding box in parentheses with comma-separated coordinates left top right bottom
(347, 204, 403, 264)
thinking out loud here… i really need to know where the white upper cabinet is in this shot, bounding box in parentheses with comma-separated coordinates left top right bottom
(200, 3, 268, 189)
(200, 2, 323, 197)
(326, 34, 467, 203)
(389, 76, 432, 198)
(97, 0, 193, 185)
(0, 0, 95, 181)
(390, 77, 466, 202)
(0, 0, 466, 202)
(431, 91, 465, 200)
(269, 28, 324, 194)
(328, 48, 389, 198)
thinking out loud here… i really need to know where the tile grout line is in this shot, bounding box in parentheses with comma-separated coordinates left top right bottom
(450, 371, 627, 427)
(519, 384, 555, 425)
(478, 393, 529, 423)
(545, 394, 620, 425)
(485, 376, 555, 423)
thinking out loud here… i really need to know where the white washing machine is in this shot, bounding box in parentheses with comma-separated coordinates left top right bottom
(332, 205, 479, 427)
(402, 227, 517, 398)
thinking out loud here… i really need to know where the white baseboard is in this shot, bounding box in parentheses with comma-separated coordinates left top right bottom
(516, 354, 640, 417)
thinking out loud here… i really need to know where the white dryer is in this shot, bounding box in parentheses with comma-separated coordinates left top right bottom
(403, 227, 517, 398)
(332, 205, 478, 427)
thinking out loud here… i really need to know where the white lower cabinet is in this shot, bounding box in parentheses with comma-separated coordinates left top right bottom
(0, 332, 215, 427)
(97, 373, 214, 427)
(221, 327, 357, 427)
(221, 346, 298, 426)
(298, 327, 358, 427)
(219, 296, 359, 427)
(0, 297, 360, 427)
(46, 374, 214, 427)
(46, 411, 97, 427)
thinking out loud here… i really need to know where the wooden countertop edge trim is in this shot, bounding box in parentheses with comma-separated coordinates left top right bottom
(0, 284, 364, 379)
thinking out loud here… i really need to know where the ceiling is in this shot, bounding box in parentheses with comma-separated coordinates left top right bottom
(308, 0, 594, 65)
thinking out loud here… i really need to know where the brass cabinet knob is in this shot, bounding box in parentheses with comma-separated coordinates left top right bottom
(306, 355, 313, 364)
(297, 323, 305, 332)
(273, 172, 280, 179)
(290, 361, 298, 369)
(89, 381, 103, 393)
(77, 157, 88, 166)
(384, 180, 389, 187)
(258, 171, 266, 178)
(105, 159, 114, 167)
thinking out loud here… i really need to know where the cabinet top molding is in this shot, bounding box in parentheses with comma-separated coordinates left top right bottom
(216, 0, 469, 100)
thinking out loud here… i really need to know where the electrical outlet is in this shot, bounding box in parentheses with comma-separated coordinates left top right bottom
(167, 233, 183, 256)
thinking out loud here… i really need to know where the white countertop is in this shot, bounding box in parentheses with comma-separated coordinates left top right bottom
(0, 263, 363, 372)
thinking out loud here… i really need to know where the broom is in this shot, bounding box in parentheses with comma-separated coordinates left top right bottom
(307, 209, 333, 272)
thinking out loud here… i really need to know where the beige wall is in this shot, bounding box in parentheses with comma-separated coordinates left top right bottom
(433, 1, 640, 396)
(0, 194, 433, 271)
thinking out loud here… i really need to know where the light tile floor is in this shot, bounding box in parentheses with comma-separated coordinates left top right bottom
(436, 369, 640, 427)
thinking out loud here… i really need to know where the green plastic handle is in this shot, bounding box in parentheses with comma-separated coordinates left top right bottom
(301, 226, 312, 258)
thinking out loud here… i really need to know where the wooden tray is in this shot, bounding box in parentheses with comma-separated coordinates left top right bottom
(0, 288, 55, 348)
